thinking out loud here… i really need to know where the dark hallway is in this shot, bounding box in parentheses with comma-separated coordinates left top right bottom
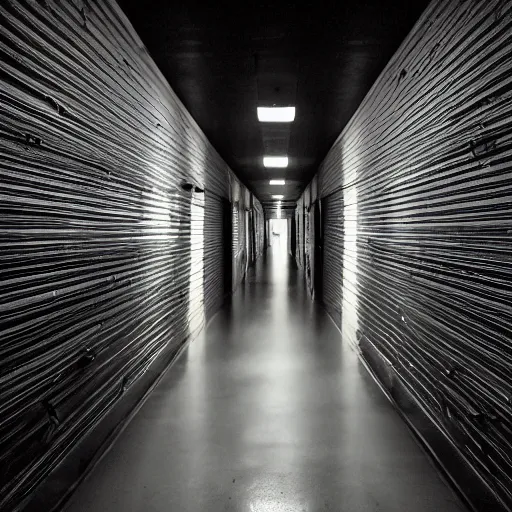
(61, 248, 465, 512)
(2, 1, 512, 511)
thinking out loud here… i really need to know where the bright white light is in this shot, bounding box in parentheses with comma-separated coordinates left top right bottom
(264, 156, 288, 168)
(269, 179, 285, 185)
(257, 106, 295, 122)
(272, 194, 284, 199)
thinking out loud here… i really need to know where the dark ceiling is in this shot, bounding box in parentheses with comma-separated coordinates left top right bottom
(118, 0, 430, 208)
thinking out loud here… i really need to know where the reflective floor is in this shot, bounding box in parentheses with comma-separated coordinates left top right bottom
(64, 244, 467, 512)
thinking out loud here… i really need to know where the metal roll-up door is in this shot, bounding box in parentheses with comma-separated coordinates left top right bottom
(321, 190, 344, 328)
(203, 192, 224, 320)
(232, 202, 246, 289)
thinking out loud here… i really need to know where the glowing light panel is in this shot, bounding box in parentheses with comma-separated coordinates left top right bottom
(264, 156, 288, 168)
(257, 106, 295, 122)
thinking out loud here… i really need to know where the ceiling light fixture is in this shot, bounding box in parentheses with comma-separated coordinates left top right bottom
(264, 156, 288, 168)
(272, 195, 284, 199)
(257, 106, 296, 122)
(269, 179, 285, 185)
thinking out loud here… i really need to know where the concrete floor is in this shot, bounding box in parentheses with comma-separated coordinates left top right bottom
(64, 244, 467, 512)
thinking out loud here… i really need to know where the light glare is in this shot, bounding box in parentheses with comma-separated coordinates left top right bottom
(264, 156, 288, 168)
(269, 179, 286, 185)
(257, 106, 295, 122)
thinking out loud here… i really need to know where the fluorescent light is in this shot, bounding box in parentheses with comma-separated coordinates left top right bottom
(264, 156, 288, 168)
(272, 195, 284, 199)
(257, 106, 295, 122)
(269, 179, 285, 185)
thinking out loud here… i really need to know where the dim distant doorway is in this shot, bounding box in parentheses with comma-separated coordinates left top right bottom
(269, 219, 288, 257)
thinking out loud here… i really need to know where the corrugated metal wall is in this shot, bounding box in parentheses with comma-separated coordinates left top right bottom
(254, 206, 265, 260)
(295, 1, 512, 509)
(0, 1, 263, 510)
(321, 190, 344, 328)
(297, 179, 321, 300)
(203, 192, 224, 320)
(232, 202, 247, 290)
(304, 196, 314, 295)
(295, 197, 304, 268)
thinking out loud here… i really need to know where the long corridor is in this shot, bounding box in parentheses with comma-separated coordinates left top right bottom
(64, 246, 467, 512)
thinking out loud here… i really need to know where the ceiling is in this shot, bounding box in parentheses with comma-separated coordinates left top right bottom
(118, 0, 430, 210)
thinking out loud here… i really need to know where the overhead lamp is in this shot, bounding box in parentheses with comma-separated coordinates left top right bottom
(264, 156, 288, 168)
(272, 194, 284, 199)
(269, 179, 285, 185)
(257, 106, 295, 122)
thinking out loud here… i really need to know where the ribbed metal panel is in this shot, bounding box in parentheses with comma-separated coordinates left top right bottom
(295, 197, 304, 268)
(0, 1, 262, 510)
(321, 191, 344, 328)
(203, 192, 224, 320)
(298, 0, 512, 509)
(254, 206, 264, 259)
(232, 202, 245, 290)
(304, 205, 314, 295)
